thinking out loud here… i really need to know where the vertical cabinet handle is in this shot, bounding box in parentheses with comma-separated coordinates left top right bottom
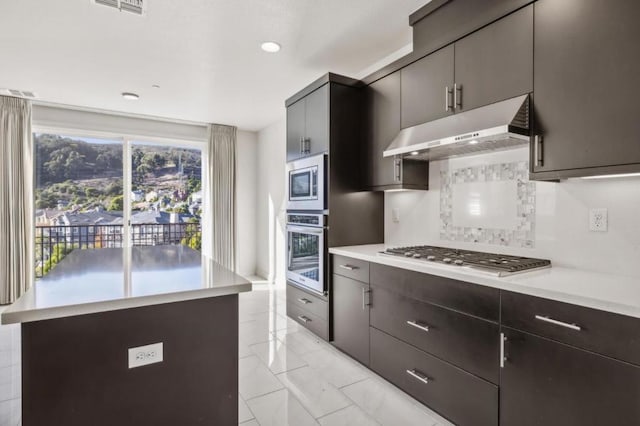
(454, 83, 462, 110)
(500, 332, 507, 368)
(445, 86, 453, 112)
(534, 135, 544, 168)
(304, 138, 311, 154)
(361, 287, 371, 310)
(300, 137, 304, 154)
(393, 157, 402, 182)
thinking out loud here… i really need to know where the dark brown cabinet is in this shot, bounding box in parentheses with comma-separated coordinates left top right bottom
(332, 274, 370, 365)
(401, 5, 532, 125)
(401, 45, 454, 128)
(370, 286, 499, 384)
(367, 72, 428, 190)
(453, 4, 532, 112)
(500, 327, 640, 426)
(371, 327, 499, 426)
(286, 84, 329, 162)
(532, 0, 640, 178)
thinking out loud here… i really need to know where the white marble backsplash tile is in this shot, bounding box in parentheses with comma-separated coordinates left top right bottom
(385, 147, 640, 279)
(440, 160, 535, 248)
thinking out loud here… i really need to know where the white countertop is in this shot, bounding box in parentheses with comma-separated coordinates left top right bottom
(330, 244, 640, 319)
(2, 246, 252, 324)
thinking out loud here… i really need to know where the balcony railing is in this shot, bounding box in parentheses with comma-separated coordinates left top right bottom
(34, 223, 201, 278)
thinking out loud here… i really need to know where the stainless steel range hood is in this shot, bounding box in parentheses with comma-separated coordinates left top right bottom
(383, 94, 531, 161)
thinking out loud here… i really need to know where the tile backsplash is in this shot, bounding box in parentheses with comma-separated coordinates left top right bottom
(384, 147, 640, 278)
(440, 161, 536, 248)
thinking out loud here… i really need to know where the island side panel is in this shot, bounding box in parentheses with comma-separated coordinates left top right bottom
(22, 295, 238, 426)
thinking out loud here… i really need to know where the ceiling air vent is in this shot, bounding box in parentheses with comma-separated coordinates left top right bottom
(0, 88, 38, 99)
(94, 0, 144, 15)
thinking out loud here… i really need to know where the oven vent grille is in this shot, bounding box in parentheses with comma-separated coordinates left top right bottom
(0, 88, 38, 99)
(95, 0, 144, 15)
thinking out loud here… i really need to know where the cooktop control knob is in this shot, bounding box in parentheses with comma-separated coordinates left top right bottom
(426, 255, 436, 261)
(404, 252, 414, 257)
(413, 253, 422, 258)
(454, 259, 464, 266)
(443, 257, 452, 263)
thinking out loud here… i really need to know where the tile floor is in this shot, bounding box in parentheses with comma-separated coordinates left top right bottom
(0, 283, 453, 426)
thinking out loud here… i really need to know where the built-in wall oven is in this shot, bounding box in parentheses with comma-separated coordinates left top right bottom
(286, 213, 327, 295)
(287, 154, 326, 212)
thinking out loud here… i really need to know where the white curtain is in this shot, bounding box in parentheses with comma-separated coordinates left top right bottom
(0, 96, 34, 304)
(204, 124, 237, 271)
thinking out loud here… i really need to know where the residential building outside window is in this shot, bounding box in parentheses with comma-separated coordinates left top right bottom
(34, 133, 203, 278)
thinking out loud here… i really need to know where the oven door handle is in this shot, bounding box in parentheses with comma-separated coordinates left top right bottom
(286, 226, 324, 235)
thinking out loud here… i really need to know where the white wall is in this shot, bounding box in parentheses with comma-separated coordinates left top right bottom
(236, 130, 258, 277)
(255, 118, 287, 283)
(385, 147, 640, 278)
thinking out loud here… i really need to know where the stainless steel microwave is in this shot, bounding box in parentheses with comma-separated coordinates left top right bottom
(287, 154, 326, 211)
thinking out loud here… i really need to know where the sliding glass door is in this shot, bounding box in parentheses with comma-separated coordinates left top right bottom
(33, 133, 203, 278)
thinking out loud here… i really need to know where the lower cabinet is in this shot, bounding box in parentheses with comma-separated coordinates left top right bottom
(500, 327, 640, 426)
(332, 274, 370, 365)
(370, 327, 499, 426)
(286, 282, 330, 340)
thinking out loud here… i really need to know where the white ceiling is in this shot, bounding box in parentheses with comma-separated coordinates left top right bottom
(0, 0, 428, 131)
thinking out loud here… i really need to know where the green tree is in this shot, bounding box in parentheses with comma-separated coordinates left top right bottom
(108, 195, 124, 211)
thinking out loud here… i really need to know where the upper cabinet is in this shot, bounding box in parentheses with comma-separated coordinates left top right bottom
(400, 5, 533, 125)
(454, 5, 532, 112)
(286, 84, 329, 162)
(531, 0, 640, 179)
(401, 45, 454, 128)
(367, 71, 429, 191)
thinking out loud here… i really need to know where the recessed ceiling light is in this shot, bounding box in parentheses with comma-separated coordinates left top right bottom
(122, 92, 139, 100)
(151, 84, 160, 89)
(410, 151, 419, 156)
(261, 41, 281, 53)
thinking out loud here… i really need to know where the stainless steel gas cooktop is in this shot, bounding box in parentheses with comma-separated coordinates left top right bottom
(380, 245, 551, 277)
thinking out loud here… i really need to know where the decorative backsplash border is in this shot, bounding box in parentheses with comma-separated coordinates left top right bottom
(440, 161, 536, 248)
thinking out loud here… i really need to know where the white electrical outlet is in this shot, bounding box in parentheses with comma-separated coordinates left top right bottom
(392, 208, 400, 223)
(589, 208, 608, 232)
(128, 342, 163, 369)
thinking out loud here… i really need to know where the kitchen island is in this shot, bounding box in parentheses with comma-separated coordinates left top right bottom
(2, 245, 251, 426)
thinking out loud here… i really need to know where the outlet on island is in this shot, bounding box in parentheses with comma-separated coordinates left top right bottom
(128, 342, 164, 369)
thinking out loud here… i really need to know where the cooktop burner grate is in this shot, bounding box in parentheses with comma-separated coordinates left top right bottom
(381, 245, 551, 276)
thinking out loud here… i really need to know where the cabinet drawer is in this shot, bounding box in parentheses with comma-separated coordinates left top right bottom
(332, 255, 369, 283)
(371, 286, 499, 383)
(370, 263, 499, 321)
(502, 291, 640, 366)
(286, 283, 328, 321)
(287, 301, 329, 341)
(370, 327, 498, 426)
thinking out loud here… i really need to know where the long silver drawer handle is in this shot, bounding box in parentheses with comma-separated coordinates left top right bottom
(339, 264, 357, 271)
(406, 320, 430, 333)
(297, 298, 311, 305)
(535, 315, 581, 331)
(297, 315, 311, 323)
(406, 369, 430, 384)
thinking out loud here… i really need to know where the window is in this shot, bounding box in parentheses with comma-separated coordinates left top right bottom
(34, 133, 203, 278)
